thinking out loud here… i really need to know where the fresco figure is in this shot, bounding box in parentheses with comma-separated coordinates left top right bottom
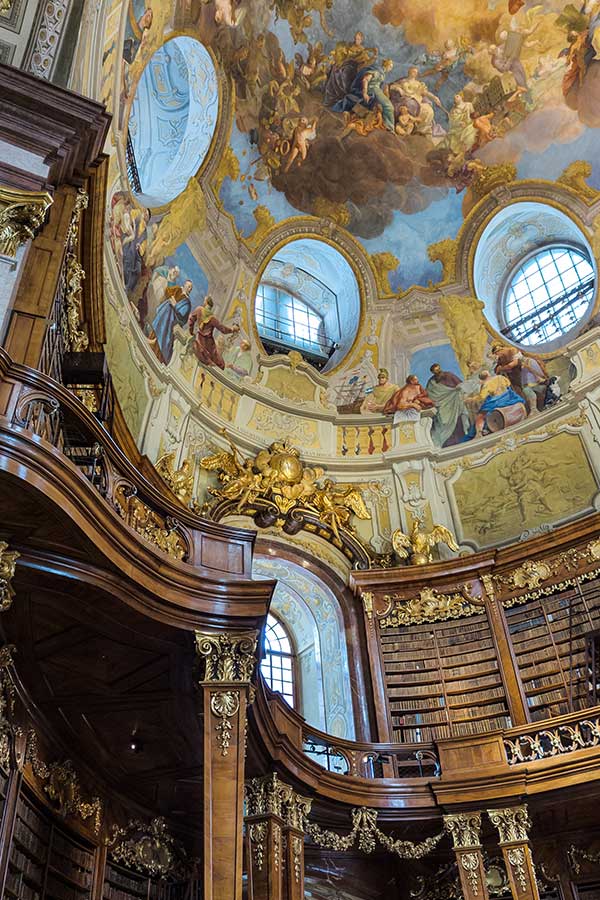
(324, 31, 378, 107)
(149, 278, 193, 365)
(142, 264, 180, 327)
(383, 375, 434, 416)
(468, 370, 526, 439)
(389, 66, 445, 136)
(491, 342, 549, 413)
(360, 368, 399, 414)
(188, 297, 239, 370)
(426, 363, 470, 447)
(332, 58, 396, 132)
(223, 338, 253, 377)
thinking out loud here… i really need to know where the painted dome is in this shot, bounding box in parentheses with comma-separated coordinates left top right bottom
(96, 0, 600, 556)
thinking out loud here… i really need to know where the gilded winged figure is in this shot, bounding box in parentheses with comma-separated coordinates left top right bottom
(392, 519, 459, 566)
(200, 441, 264, 511)
(307, 479, 371, 540)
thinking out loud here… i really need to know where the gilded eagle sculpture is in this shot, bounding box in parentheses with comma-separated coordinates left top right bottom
(392, 519, 459, 566)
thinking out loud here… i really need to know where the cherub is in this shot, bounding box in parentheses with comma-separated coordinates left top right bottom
(307, 479, 371, 541)
(284, 117, 317, 172)
(392, 519, 459, 565)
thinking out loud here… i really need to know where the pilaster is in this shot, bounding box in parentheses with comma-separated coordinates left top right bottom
(488, 806, 540, 900)
(444, 812, 490, 900)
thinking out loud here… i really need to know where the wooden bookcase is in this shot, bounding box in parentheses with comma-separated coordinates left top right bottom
(5, 787, 94, 900)
(380, 612, 511, 742)
(505, 580, 600, 721)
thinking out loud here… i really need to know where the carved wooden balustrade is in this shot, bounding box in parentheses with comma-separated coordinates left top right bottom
(0, 348, 257, 577)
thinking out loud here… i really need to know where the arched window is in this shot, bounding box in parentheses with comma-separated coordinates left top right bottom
(503, 245, 595, 347)
(260, 613, 295, 706)
(260, 614, 295, 707)
(255, 282, 328, 364)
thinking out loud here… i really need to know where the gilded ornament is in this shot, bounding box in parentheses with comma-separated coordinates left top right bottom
(307, 806, 445, 859)
(507, 848, 528, 893)
(427, 237, 457, 285)
(0, 542, 19, 611)
(292, 835, 303, 883)
(108, 817, 181, 877)
(460, 852, 480, 895)
(369, 251, 399, 296)
(155, 451, 194, 506)
(200, 433, 373, 557)
(62, 189, 90, 353)
(0, 186, 52, 258)
(487, 806, 531, 844)
(361, 591, 374, 626)
(568, 844, 600, 876)
(210, 689, 240, 756)
(0, 644, 16, 771)
(195, 631, 258, 683)
(504, 715, 600, 764)
(26, 733, 102, 834)
(392, 520, 459, 566)
(439, 295, 488, 378)
(494, 536, 600, 606)
(380, 585, 482, 628)
(469, 163, 517, 202)
(248, 822, 267, 870)
(444, 813, 482, 850)
(557, 161, 599, 203)
(115, 487, 188, 560)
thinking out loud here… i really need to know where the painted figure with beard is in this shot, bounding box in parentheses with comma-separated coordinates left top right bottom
(188, 296, 240, 370)
(426, 363, 470, 446)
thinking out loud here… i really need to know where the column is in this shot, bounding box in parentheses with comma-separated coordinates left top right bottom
(488, 806, 540, 900)
(245, 774, 285, 900)
(280, 783, 312, 900)
(195, 630, 258, 900)
(481, 575, 529, 727)
(444, 812, 490, 900)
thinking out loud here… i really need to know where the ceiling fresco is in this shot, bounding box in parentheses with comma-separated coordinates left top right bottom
(98, 0, 600, 554)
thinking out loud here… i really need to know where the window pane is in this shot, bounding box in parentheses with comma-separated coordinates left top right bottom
(262, 614, 295, 707)
(504, 246, 595, 346)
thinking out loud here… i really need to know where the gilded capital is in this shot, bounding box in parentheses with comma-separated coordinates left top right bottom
(245, 773, 286, 818)
(195, 630, 258, 683)
(444, 812, 483, 849)
(0, 543, 20, 611)
(0, 186, 53, 258)
(487, 805, 531, 844)
(281, 784, 312, 831)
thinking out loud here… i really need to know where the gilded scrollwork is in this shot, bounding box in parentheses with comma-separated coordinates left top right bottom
(494, 537, 600, 606)
(487, 806, 531, 845)
(380, 585, 483, 628)
(504, 715, 600, 764)
(26, 732, 102, 834)
(62, 189, 89, 353)
(0, 186, 53, 258)
(444, 812, 482, 850)
(107, 817, 182, 877)
(114, 486, 188, 560)
(0, 542, 20, 611)
(155, 451, 194, 506)
(195, 631, 258, 683)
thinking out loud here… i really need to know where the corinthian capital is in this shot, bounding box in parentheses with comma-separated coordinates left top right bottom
(195, 630, 258, 683)
(0, 187, 53, 258)
(488, 805, 531, 844)
(444, 812, 483, 849)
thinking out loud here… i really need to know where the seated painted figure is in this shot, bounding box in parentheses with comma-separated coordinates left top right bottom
(466, 371, 526, 439)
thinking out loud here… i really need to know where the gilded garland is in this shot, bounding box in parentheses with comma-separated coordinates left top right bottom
(200, 433, 379, 566)
(107, 817, 183, 877)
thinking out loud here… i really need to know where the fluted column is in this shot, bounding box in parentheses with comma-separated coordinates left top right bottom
(444, 812, 490, 900)
(196, 630, 258, 900)
(488, 806, 540, 900)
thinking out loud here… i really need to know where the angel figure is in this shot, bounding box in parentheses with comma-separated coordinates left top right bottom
(308, 479, 371, 541)
(200, 442, 264, 512)
(392, 519, 459, 566)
